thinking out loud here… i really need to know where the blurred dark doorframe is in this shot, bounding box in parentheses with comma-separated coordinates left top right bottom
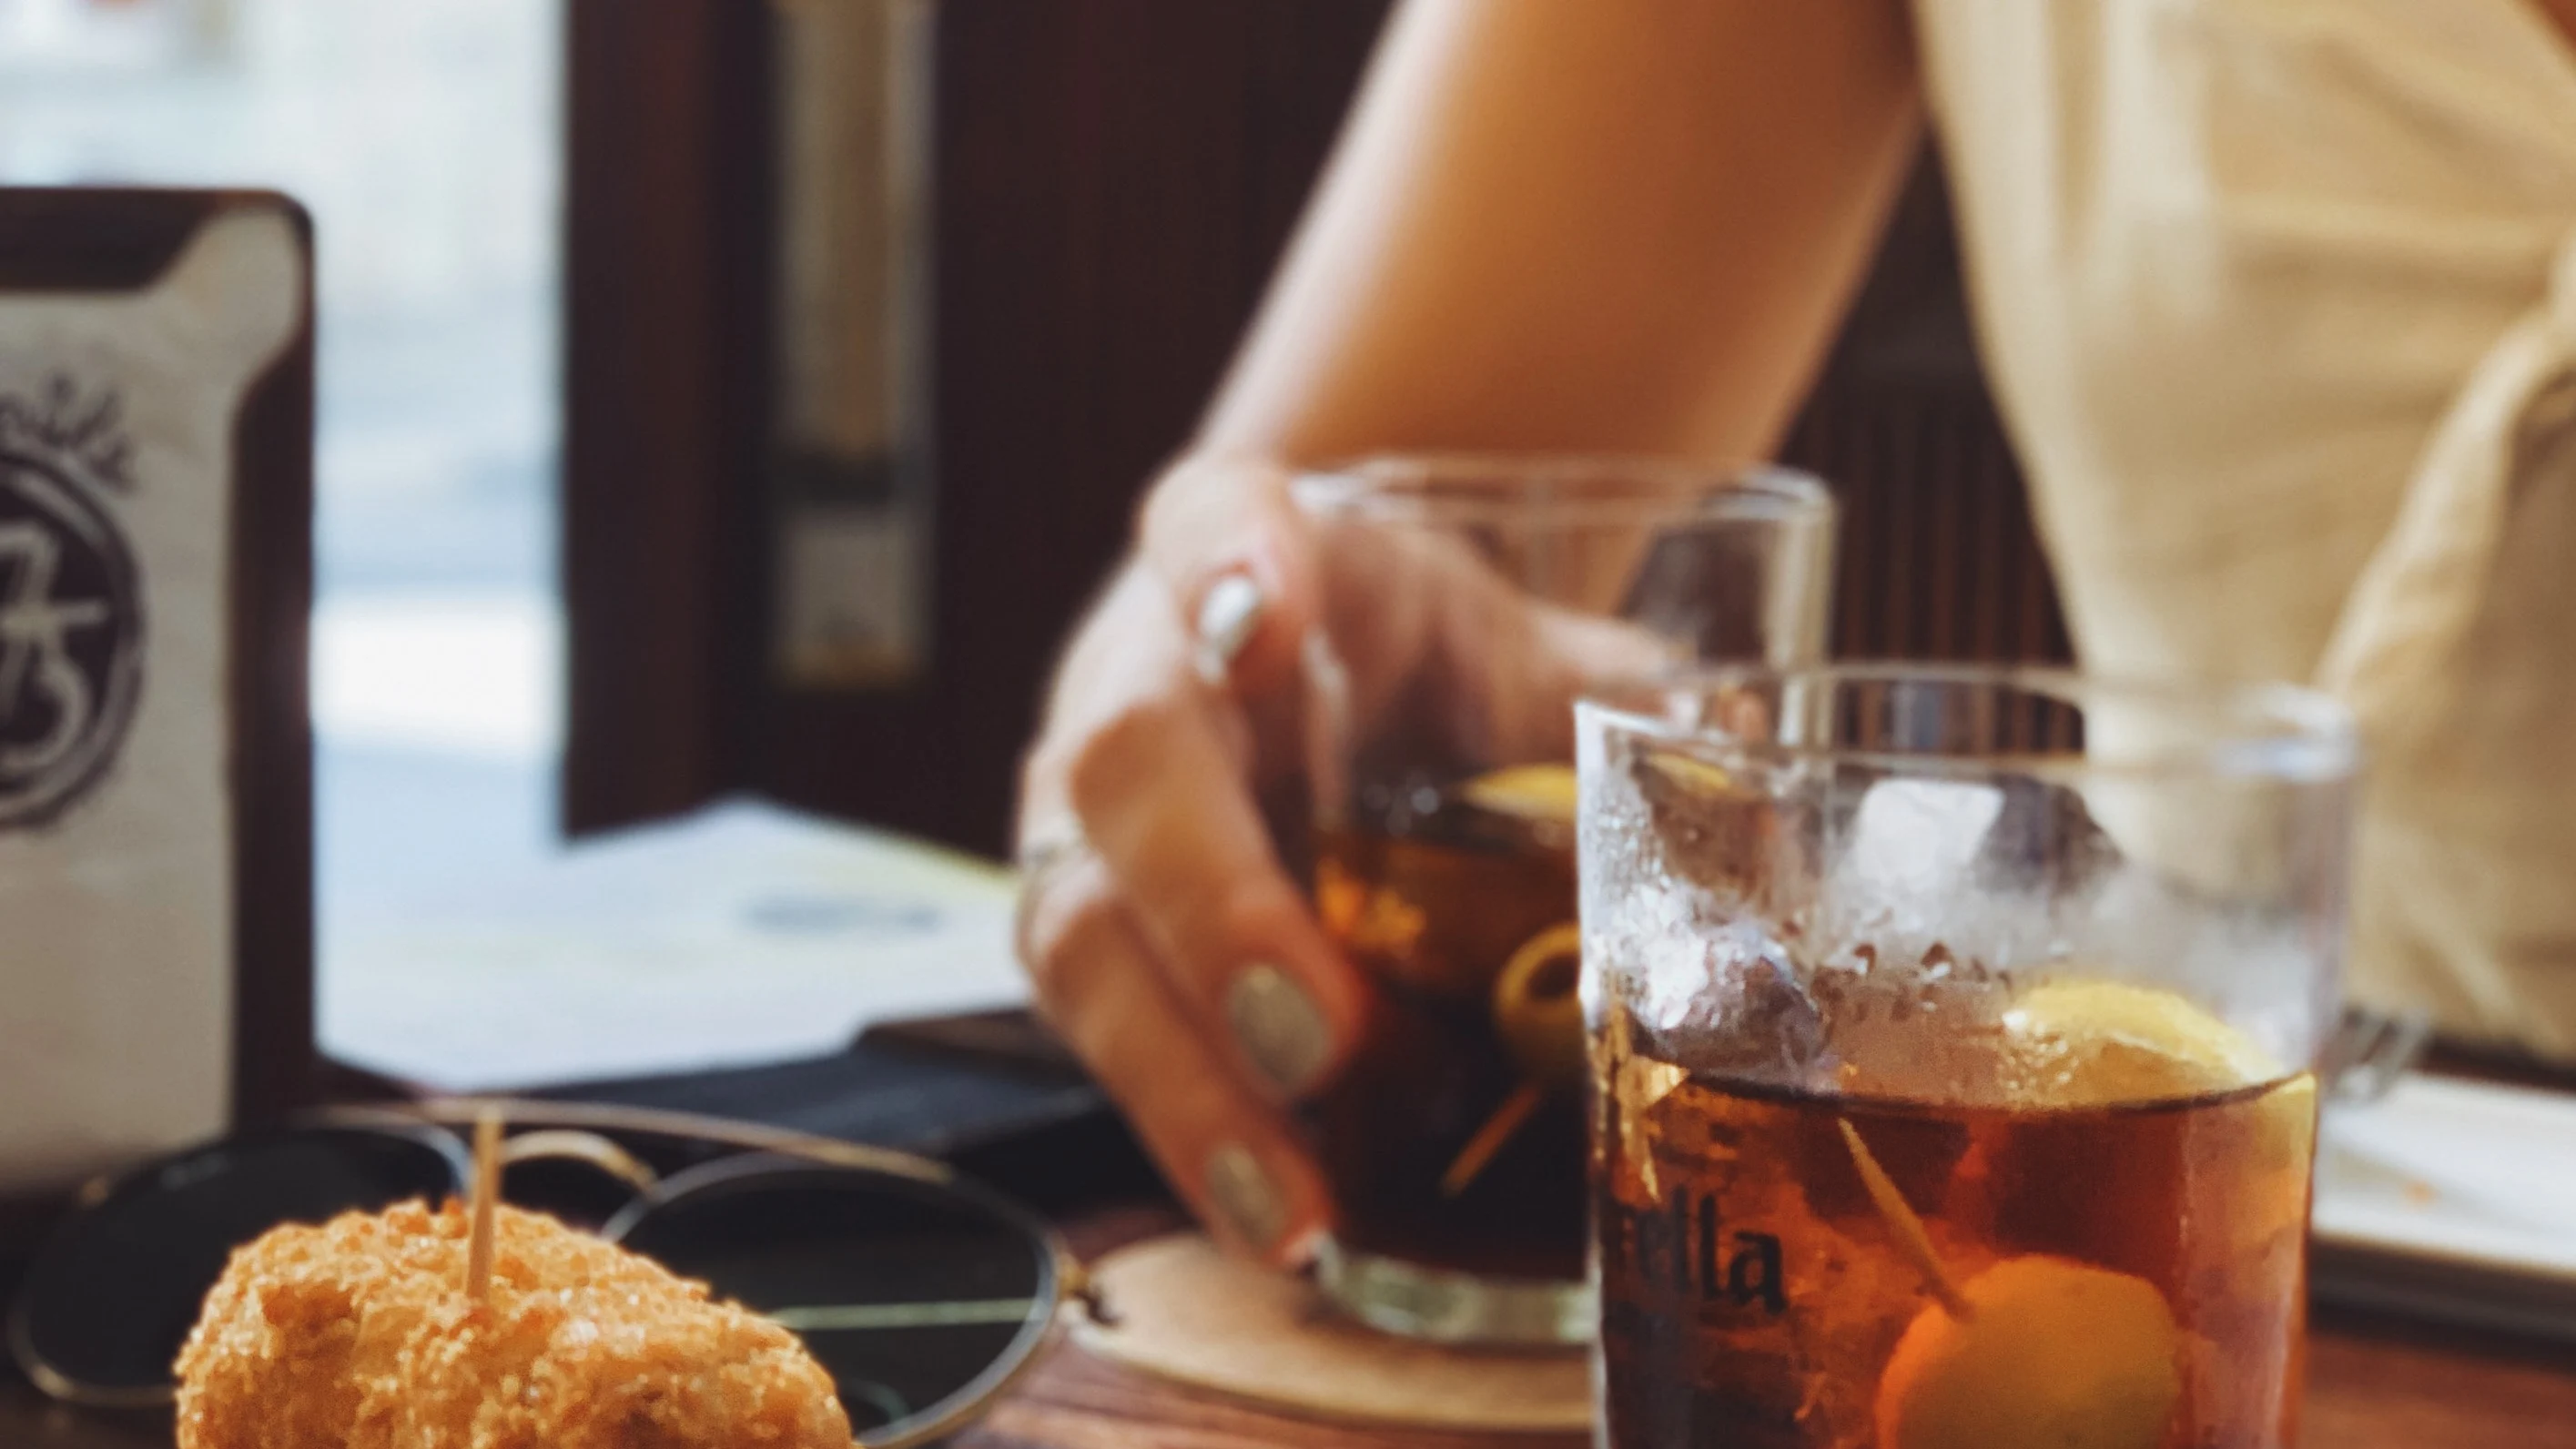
(561, 0, 2064, 856)
(561, 0, 1393, 852)
(562, 0, 773, 838)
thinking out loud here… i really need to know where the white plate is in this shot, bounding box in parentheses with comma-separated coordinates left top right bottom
(2313, 1073, 2576, 1340)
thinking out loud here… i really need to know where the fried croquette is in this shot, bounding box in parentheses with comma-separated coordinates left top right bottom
(174, 1199, 852, 1449)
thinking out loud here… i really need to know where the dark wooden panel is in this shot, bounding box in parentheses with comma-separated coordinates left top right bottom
(0, 190, 215, 291)
(1783, 151, 2072, 667)
(561, 0, 775, 835)
(226, 205, 319, 1129)
(745, 0, 1394, 856)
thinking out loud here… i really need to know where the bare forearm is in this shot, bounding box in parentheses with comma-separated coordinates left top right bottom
(1200, 0, 1922, 468)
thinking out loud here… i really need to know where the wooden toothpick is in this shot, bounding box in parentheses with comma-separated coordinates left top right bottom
(464, 1106, 503, 1302)
(1837, 1118, 1972, 1320)
(1441, 1082, 1546, 1197)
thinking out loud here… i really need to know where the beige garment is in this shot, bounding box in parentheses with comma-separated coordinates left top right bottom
(1914, 0, 2576, 1057)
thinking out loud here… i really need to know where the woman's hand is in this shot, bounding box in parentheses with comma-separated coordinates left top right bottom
(1016, 456, 1669, 1262)
(1014, 458, 1351, 1264)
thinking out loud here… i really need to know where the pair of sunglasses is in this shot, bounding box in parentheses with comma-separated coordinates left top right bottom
(9, 1100, 1093, 1448)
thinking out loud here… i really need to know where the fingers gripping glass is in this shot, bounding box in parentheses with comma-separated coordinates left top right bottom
(8, 1101, 1085, 1447)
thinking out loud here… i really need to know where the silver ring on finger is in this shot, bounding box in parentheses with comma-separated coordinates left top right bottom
(1012, 815, 1099, 966)
(1192, 570, 1267, 685)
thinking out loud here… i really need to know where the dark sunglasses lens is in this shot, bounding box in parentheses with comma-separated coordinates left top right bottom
(610, 1163, 1052, 1439)
(12, 1128, 462, 1398)
(497, 1155, 646, 1228)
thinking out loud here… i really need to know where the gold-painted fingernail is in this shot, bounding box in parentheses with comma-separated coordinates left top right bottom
(1192, 572, 1265, 684)
(1226, 962, 1334, 1095)
(1203, 1142, 1290, 1252)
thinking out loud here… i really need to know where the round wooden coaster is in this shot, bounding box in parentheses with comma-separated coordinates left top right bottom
(1070, 1233, 1592, 1434)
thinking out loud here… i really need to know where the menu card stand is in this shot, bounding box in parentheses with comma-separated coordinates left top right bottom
(0, 188, 316, 1250)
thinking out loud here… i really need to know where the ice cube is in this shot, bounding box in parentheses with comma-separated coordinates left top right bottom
(1973, 775, 2121, 896)
(1837, 777, 2004, 900)
(1625, 915, 1828, 1087)
(1626, 746, 1800, 904)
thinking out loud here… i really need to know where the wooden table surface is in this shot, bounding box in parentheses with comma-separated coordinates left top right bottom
(7, 1201, 2573, 1449)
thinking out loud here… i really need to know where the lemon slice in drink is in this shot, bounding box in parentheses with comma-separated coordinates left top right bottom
(1877, 1256, 2182, 1449)
(1864, 981, 2285, 1449)
(1842, 1124, 2185, 1449)
(1458, 764, 1577, 824)
(1638, 750, 1733, 797)
(2000, 979, 2280, 1107)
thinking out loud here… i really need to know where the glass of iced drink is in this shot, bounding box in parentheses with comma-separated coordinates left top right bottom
(1290, 456, 1835, 1345)
(1576, 666, 2357, 1448)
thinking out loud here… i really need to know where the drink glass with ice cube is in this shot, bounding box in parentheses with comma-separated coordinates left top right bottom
(1577, 665, 2358, 1449)
(1289, 456, 1835, 1346)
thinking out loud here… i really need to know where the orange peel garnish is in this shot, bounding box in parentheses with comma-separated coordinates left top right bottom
(1458, 764, 1578, 824)
(1492, 922, 1586, 1087)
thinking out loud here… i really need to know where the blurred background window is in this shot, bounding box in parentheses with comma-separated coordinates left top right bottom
(0, 0, 564, 913)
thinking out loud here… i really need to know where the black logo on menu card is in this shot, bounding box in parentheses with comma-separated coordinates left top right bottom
(0, 377, 144, 831)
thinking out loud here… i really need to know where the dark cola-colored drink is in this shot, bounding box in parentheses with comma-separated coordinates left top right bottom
(1308, 769, 1587, 1283)
(1591, 998, 2317, 1449)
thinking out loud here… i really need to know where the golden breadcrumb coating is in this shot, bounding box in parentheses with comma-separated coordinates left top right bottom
(173, 1200, 850, 1449)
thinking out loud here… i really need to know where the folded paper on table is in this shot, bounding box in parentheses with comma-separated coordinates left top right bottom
(319, 799, 1027, 1093)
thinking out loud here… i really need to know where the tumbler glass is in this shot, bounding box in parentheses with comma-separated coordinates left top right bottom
(1577, 665, 2358, 1447)
(1292, 455, 1835, 1345)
